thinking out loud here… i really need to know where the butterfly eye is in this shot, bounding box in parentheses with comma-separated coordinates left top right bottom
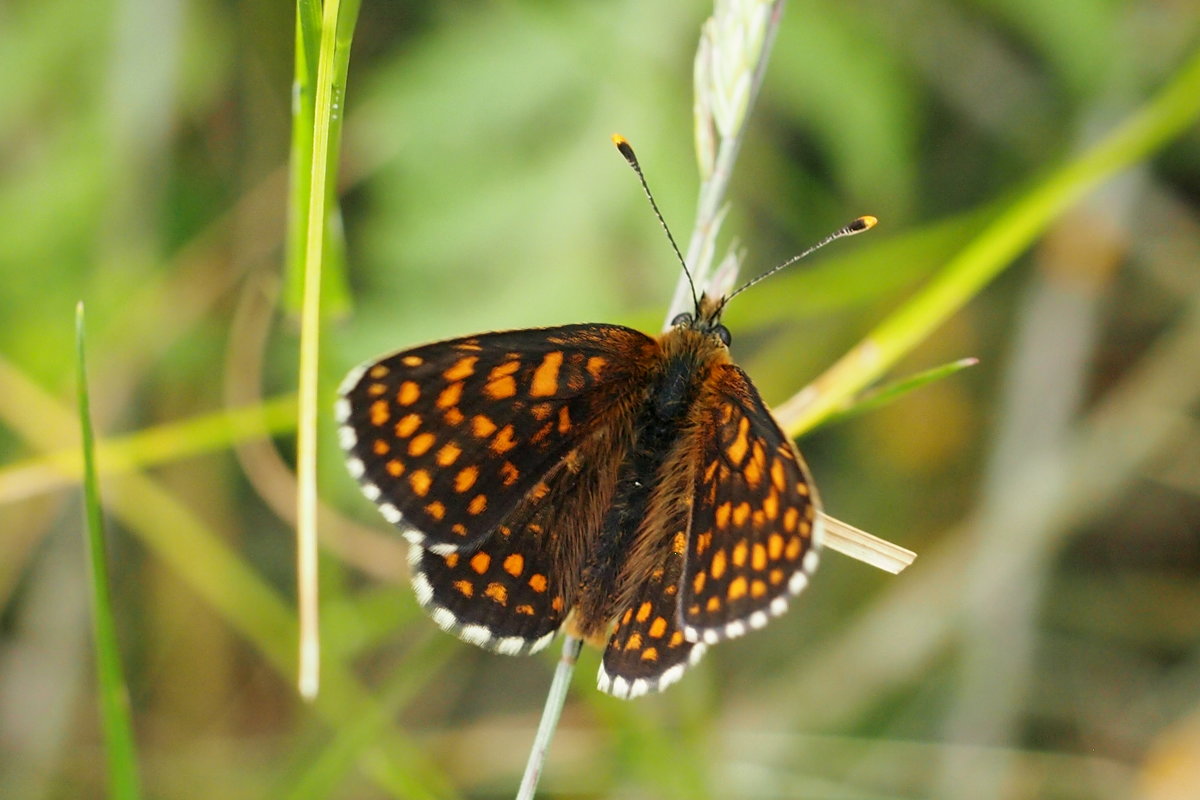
(671, 313, 694, 327)
(714, 325, 731, 346)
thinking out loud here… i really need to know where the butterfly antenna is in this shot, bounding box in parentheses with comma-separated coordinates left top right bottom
(722, 215, 877, 308)
(612, 134, 699, 312)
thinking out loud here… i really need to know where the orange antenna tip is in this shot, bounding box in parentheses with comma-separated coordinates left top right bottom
(611, 134, 636, 165)
(853, 215, 878, 232)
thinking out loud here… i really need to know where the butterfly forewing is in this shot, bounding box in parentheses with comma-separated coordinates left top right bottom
(680, 364, 823, 644)
(337, 324, 657, 553)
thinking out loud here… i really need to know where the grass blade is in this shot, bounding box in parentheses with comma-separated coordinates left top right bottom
(777, 45, 1200, 437)
(817, 357, 980, 429)
(76, 302, 143, 800)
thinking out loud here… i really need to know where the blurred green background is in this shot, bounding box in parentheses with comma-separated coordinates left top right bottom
(3, 1, 1200, 798)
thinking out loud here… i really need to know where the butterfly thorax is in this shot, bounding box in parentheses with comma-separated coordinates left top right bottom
(569, 307, 732, 637)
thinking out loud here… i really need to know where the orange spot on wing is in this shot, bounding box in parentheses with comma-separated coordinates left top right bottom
(640, 647, 659, 662)
(425, 501, 445, 520)
(467, 494, 488, 515)
(409, 469, 431, 496)
(372, 439, 390, 455)
(711, 549, 727, 580)
(443, 407, 464, 426)
(752, 543, 767, 571)
(768, 533, 785, 560)
(386, 459, 404, 477)
(673, 531, 686, 554)
(692, 571, 706, 593)
(649, 617, 668, 638)
(783, 507, 799, 532)
(732, 502, 751, 526)
(491, 425, 517, 454)
(500, 461, 520, 486)
(484, 582, 508, 605)
(669, 631, 684, 647)
(728, 576, 748, 600)
(470, 552, 491, 574)
(453, 580, 473, 597)
(485, 375, 517, 399)
(770, 459, 786, 491)
(369, 364, 390, 378)
(435, 442, 462, 466)
(443, 356, 477, 381)
(557, 405, 571, 433)
(785, 536, 802, 561)
(751, 579, 767, 598)
(636, 602, 652, 622)
(530, 351, 563, 397)
(529, 573, 548, 593)
(503, 554, 524, 577)
(732, 540, 748, 567)
(472, 415, 497, 438)
(395, 413, 421, 438)
(715, 502, 732, 529)
(444, 553, 459, 567)
(489, 360, 521, 380)
(585, 355, 607, 379)
(516, 604, 535, 615)
(408, 432, 435, 457)
(551, 596, 564, 612)
(624, 633, 643, 651)
(696, 530, 712, 555)
(726, 417, 750, 464)
(437, 382, 463, 409)
(763, 493, 779, 521)
(706, 596, 721, 612)
(400, 355, 422, 368)
(454, 466, 479, 493)
(370, 400, 390, 426)
(744, 453, 764, 485)
(397, 381, 420, 406)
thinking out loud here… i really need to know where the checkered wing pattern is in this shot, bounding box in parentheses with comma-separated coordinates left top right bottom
(409, 432, 620, 654)
(337, 324, 656, 555)
(598, 531, 705, 699)
(680, 364, 824, 644)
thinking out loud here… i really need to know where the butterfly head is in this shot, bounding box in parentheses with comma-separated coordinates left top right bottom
(670, 293, 732, 347)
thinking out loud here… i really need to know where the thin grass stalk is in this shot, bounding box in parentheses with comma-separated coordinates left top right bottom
(295, 0, 341, 701)
(76, 303, 143, 800)
(518, 3, 789, 797)
(516, 636, 584, 800)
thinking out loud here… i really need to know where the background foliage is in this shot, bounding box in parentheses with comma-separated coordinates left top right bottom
(2, 1, 1200, 798)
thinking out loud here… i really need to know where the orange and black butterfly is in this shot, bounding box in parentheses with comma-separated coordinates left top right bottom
(337, 136, 873, 699)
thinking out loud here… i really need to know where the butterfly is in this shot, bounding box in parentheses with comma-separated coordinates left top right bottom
(336, 136, 874, 699)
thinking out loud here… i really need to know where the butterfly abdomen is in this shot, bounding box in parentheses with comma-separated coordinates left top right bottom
(572, 332, 729, 634)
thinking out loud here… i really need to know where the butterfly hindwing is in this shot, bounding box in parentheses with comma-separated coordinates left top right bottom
(409, 430, 623, 654)
(680, 364, 823, 644)
(598, 526, 706, 699)
(337, 324, 657, 553)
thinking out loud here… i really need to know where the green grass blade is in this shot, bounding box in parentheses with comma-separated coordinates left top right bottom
(76, 302, 143, 800)
(779, 45, 1200, 437)
(817, 357, 980, 429)
(295, 0, 362, 701)
(285, 1, 352, 316)
(0, 394, 297, 503)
